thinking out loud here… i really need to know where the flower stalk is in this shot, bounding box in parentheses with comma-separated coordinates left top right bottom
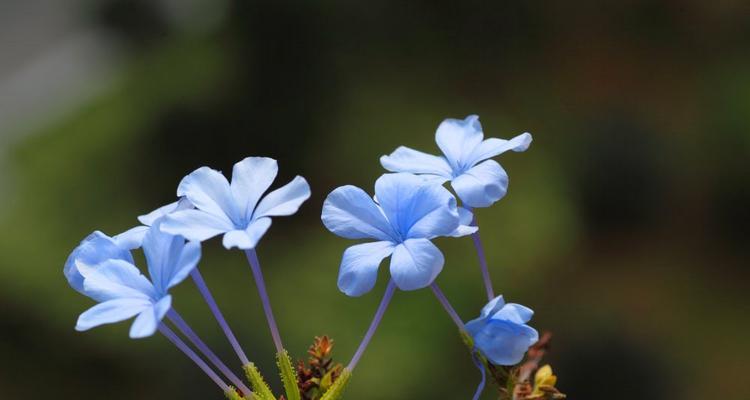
(167, 308, 251, 395)
(190, 268, 250, 365)
(158, 323, 229, 392)
(347, 279, 397, 371)
(245, 249, 285, 354)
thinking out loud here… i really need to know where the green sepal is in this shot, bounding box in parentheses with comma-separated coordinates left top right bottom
(276, 350, 301, 400)
(225, 387, 262, 400)
(243, 362, 276, 400)
(319, 368, 351, 400)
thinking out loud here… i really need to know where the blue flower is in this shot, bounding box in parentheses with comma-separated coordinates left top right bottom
(380, 115, 531, 208)
(465, 295, 539, 365)
(322, 172, 476, 296)
(161, 157, 311, 250)
(68, 222, 201, 338)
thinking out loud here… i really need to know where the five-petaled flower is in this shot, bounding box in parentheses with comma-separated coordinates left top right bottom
(66, 221, 201, 338)
(161, 157, 311, 250)
(321, 172, 476, 296)
(465, 295, 539, 365)
(380, 115, 531, 208)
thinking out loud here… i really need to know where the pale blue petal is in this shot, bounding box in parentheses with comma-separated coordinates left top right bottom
(177, 166, 241, 224)
(492, 303, 534, 324)
(64, 231, 134, 294)
(435, 115, 484, 170)
(114, 226, 149, 250)
(222, 217, 272, 250)
(374, 173, 459, 239)
(448, 207, 478, 237)
(166, 241, 201, 290)
(473, 320, 539, 365)
(467, 132, 532, 165)
(480, 295, 505, 318)
(389, 239, 444, 290)
(81, 259, 156, 301)
(161, 209, 234, 242)
(253, 176, 311, 218)
(138, 197, 194, 226)
(75, 297, 151, 332)
(337, 241, 395, 297)
(321, 185, 397, 241)
(451, 159, 509, 208)
(230, 157, 278, 221)
(129, 295, 171, 339)
(379, 146, 453, 177)
(143, 222, 201, 293)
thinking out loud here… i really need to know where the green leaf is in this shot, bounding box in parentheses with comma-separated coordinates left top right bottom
(319, 368, 351, 400)
(276, 350, 301, 400)
(243, 362, 276, 400)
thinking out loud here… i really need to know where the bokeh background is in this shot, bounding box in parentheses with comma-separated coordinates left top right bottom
(1, 1, 748, 399)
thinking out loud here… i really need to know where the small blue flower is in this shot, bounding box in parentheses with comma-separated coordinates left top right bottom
(380, 115, 531, 208)
(322, 172, 476, 296)
(68, 221, 201, 338)
(466, 295, 539, 365)
(161, 157, 311, 250)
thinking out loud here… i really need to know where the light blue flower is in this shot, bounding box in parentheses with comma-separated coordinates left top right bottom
(380, 115, 531, 208)
(465, 295, 539, 365)
(69, 222, 201, 338)
(322, 172, 477, 296)
(161, 157, 311, 250)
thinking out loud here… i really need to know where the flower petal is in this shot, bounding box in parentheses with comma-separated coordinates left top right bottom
(113, 226, 149, 250)
(389, 238, 444, 290)
(435, 115, 484, 170)
(492, 303, 534, 324)
(374, 173, 460, 239)
(467, 132, 532, 165)
(337, 241, 395, 297)
(253, 176, 311, 218)
(230, 157, 278, 221)
(448, 207, 478, 237)
(161, 209, 235, 242)
(321, 185, 397, 241)
(75, 297, 151, 332)
(221, 217, 272, 250)
(451, 159, 509, 208)
(64, 231, 134, 295)
(129, 295, 171, 339)
(480, 295, 505, 318)
(177, 166, 240, 224)
(81, 259, 156, 301)
(380, 146, 453, 177)
(472, 320, 539, 365)
(138, 197, 194, 226)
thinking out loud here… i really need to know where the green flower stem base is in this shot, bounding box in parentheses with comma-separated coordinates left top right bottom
(243, 362, 276, 400)
(319, 368, 352, 400)
(225, 387, 261, 400)
(277, 350, 301, 400)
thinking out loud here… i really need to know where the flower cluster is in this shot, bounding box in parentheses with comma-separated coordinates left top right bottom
(65, 115, 561, 400)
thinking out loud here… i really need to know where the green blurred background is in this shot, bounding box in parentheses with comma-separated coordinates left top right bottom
(1, 1, 748, 399)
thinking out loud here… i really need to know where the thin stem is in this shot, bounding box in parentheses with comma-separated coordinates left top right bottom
(347, 279, 397, 371)
(430, 282, 465, 330)
(470, 214, 494, 301)
(471, 351, 487, 400)
(190, 268, 250, 365)
(244, 249, 284, 354)
(158, 323, 229, 392)
(167, 309, 251, 395)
